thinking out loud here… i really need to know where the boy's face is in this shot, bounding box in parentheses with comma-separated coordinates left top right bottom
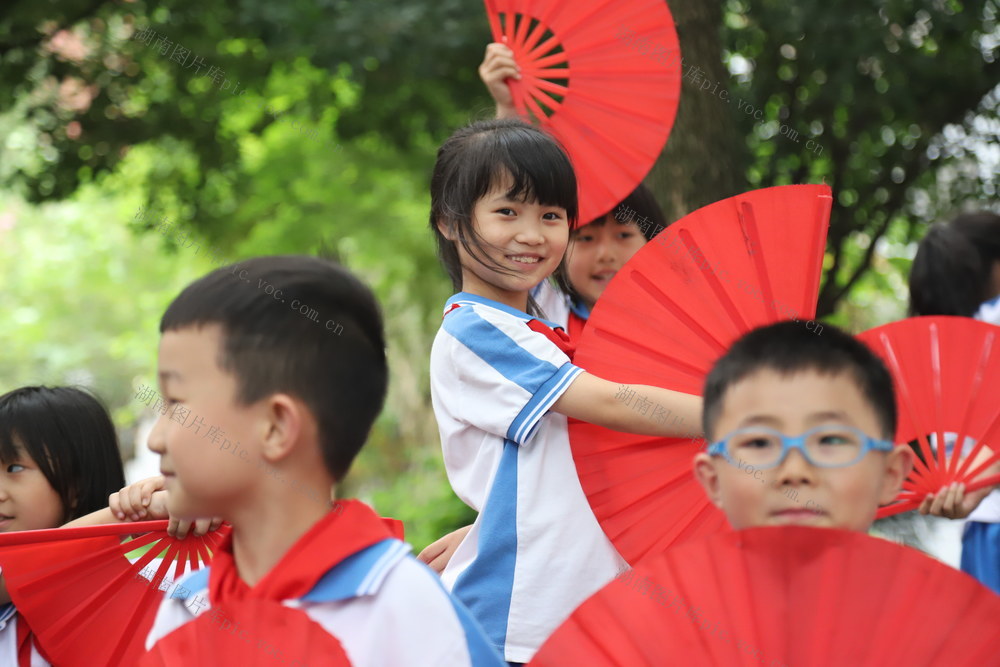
(147, 324, 264, 519)
(693, 368, 912, 532)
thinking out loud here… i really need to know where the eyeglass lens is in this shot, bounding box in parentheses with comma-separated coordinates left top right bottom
(726, 427, 863, 467)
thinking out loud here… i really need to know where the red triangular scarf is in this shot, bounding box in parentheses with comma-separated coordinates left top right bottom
(566, 311, 587, 343)
(14, 614, 48, 667)
(209, 500, 394, 605)
(527, 318, 577, 362)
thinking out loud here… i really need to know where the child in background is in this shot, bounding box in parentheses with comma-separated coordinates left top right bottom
(692, 321, 913, 532)
(479, 41, 668, 338)
(0, 386, 128, 666)
(538, 183, 666, 339)
(140, 256, 502, 666)
(909, 211, 1000, 593)
(427, 118, 701, 663)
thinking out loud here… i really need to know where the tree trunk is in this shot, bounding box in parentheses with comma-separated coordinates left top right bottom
(646, 0, 747, 223)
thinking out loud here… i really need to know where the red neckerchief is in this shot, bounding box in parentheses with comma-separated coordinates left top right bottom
(15, 615, 35, 667)
(209, 500, 394, 605)
(526, 318, 576, 361)
(566, 311, 587, 343)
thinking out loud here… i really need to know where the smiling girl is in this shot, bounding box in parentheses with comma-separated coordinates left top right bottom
(428, 119, 701, 664)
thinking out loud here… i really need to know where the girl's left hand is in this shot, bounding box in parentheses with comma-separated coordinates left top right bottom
(110, 475, 165, 521)
(918, 482, 988, 519)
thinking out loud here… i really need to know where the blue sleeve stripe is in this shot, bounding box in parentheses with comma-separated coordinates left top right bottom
(443, 307, 560, 395)
(508, 363, 583, 444)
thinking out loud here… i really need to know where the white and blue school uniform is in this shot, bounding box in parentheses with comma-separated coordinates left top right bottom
(530, 280, 591, 332)
(0, 603, 48, 667)
(431, 292, 626, 663)
(961, 295, 1000, 593)
(145, 504, 503, 666)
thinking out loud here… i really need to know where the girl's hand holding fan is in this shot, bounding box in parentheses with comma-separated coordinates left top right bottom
(111, 476, 223, 538)
(479, 40, 520, 118)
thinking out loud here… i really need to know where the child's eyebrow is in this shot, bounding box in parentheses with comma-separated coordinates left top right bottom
(158, 370, 184, 386)
(737, 414, 782, 429)
(805, 411, 853, 425)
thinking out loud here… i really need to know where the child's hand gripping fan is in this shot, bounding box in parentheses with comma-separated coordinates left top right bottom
(0, 521, 229, 667)
(530, 526, 1000, 666)
(569, 184, 833, 564)
(482, 0, 682, 225)
(856, 317, 1000, 517)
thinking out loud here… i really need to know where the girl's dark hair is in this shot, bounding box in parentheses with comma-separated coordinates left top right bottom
(429, 118, 578, 308)
(909, 212, 1000, 317)
(0, 386, 126, 523)
(554, 183, 666, 303)
(609, 183, 667, 242)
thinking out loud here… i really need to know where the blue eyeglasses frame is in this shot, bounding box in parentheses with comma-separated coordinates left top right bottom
(706, 424, 896, 470)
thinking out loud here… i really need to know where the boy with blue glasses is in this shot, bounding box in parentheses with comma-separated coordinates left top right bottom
(693, 320, 914, 532)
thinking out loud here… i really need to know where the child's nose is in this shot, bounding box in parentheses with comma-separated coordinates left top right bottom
(775, 447, 816, 483)
(515, 222, 545, 245)
(147, 414, 168, 455)
(595, 238, 616, 262)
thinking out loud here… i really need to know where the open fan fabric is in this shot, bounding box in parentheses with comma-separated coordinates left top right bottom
(483, 0, 682, 224)
(530, 526, 1000, 666)
(857, 317, 1000, 517)
(0, 521, 227, 667)
(570, 184, 833, 564)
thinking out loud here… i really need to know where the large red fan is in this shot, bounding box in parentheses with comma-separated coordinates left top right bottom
(856, 317, 1000, 517)
(571, 184, 833, 564)
(483, 0, 681, 224)
(0, 521, 228, 667)
(530, 526, 1000, 666)
(140, 597, 352, 666)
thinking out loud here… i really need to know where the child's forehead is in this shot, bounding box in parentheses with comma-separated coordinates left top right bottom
(158, 324, 228, 382)
(717, 368, 875, 430)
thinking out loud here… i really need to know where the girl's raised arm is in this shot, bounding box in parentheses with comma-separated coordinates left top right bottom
(552, 372, 703, 438)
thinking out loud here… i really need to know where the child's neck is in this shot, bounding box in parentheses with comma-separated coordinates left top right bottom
(227, 484, 336, 587)
(460, 275, 530, 313)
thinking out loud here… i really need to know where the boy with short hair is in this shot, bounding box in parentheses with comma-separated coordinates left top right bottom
(140, 256, 502, 666)
(692, 320, 914, 531)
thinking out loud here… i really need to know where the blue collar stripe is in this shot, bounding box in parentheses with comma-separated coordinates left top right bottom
(172, 568, 210, 600)
(301, 539, 410, 603)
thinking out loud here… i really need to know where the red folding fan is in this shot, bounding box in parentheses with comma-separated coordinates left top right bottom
(570, 184, 833, 564)
(483, 0, 681, 224)
(140, 597, 352, 666)
(0, 521, 228, 667)
(530, 526, 1000, 666)
(856, 317, 1000, 517)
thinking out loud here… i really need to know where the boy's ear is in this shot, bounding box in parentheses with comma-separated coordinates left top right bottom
(261, 394, 307, 463)
(878, 444, 915, 505)
(693, 453, 724, 510)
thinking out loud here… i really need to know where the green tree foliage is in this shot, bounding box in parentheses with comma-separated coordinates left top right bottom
(723, 0, 1000, 316)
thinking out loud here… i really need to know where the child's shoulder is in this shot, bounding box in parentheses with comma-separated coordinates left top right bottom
(437, 293, 564, 352)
